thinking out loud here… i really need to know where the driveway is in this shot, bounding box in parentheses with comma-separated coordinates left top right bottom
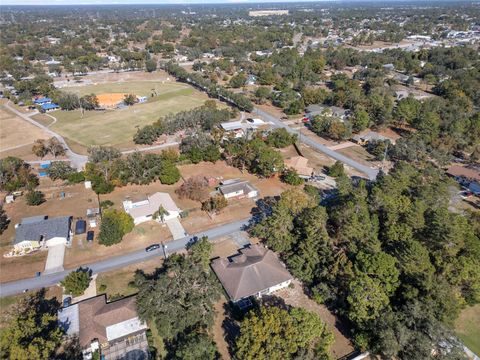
(165, 218, 187, 240)
(44, 244, 66, 274)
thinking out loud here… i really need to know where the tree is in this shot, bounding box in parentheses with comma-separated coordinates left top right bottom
(351, 108, 370, 133)
(0, 291, 64, 360)
(254, 87, 271, 104)
(347, 274, 389, 326)
(0, 205, 9, 234)
(26, 190, 45, 206)
(252, 147, 284, 178)
(135, 254, 221, 340)
(173, 332, 217, 360)
(282, 168, 303, 185)
(0, 157, 39, 192)
(176, 176, 209, 202)
(228, 73, 247, 88)
(32, 139, 48, 158)
(153, 205, 169, 223)
(47, 137, 65, 157)
(61, 267, 92, 296)
(145, 59, 157, 72)
(57, 92, 79, 110)
(266, 128, 297, 148)
(355, 251, 400, 295)
(327, 161, 345, 177)
(79, 94, 99, 110)
(187, 236, 213, 270)
(124, 93, 137, 106)
(201, 195, 228, 214)
(235, 306, 333, 360)
(98, 210, 134, 246)
(47, 162, 76, 181)
(159, 161, 180, 185)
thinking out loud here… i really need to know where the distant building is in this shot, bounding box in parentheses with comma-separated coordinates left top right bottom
(123, 192, 181, 225)
(58, 294, 149, 360)
(249, 10, 289, 17)
(218, 179, 258, 199)
(41, 103, 60, 112)
(306, 104, 349, 120)
(211, 244, 293, 302)
(13, 215, 72, 252)
(220, 119, 266, 139)
(34, 97, 52, 105)
(245, 74, 257, 85)
(352, 131, 394, 145)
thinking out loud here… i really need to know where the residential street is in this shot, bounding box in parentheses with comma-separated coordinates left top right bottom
(254, 107, 380, 180)
(0, 218, 250, 297)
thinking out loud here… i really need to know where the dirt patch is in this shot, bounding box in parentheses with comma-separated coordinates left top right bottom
(0, 104, 49, 152)
(276, 279, 355, 359)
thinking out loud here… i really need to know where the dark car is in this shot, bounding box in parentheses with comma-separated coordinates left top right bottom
(63, 297, 72, 308)
(146, 244, 161, 252)
(86, 231, 94, 242)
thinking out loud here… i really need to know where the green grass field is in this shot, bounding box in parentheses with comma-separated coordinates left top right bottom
(455, 304, 480, 355)
(51, 81, 209, 148)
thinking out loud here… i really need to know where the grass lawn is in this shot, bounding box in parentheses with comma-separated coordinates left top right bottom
(51, 82, 210, 148)
(455, 304, 480, 355)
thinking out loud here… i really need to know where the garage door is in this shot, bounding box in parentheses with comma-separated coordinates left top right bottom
(44, 244, 66, 274)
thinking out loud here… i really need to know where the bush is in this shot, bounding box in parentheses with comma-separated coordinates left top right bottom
(159, 161, 180, 185)
(100, 200, 114, 209)
(176, 176, 209, 202)
(267, 128, 298, 148)
(98, 284, 107, 292)
(26, 191, 45, 206)
(201, 195, 228, 214)
(98, 210, 134, 247)
(67, 171, 85, 184)
(327, 161, 345, 178)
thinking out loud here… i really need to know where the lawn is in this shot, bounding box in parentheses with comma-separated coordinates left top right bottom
(455, 304, 480, 355)
(50, 81, 210, 148)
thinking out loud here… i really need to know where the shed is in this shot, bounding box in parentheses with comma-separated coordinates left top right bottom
(75, 220, 86, 235)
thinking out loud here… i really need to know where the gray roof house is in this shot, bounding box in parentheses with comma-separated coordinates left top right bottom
(218, 179, 259, 199)
(14, 215, 72, 250)
(211, 244, 293, 302)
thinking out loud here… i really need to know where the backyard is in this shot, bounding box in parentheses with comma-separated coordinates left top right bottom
(455, 304, 480, 355)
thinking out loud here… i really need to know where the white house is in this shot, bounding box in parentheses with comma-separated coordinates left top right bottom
(218, 179, 258, 199)
(123, 192, 181, 225)
(13, 215, 72, 251)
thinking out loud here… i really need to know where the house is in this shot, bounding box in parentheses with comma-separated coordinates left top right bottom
(58, 294, 149, 360)
(218, 179, 258, 199)
(34, 97, 52, 105)
(446, 165, 480, 195)
(305, 104, 349, 120)
(13, 215, 72, 252)
(382, 63, 395, 71)
(284, 156, 313, 179)
(220, 121, 246, 138)
(352, 131, 394, 145)
(211, 244, 293, 302)
(245, 74, 257, 85)
(123, 192, 181, 225)
(41, 103, 60, 112)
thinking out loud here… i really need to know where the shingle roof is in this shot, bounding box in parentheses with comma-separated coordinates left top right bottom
(211, 244, 293, 301)
(218, 180, 257, 196)
(14, 216, 71, 245)
(77, 294, 141, 348)
(126, 192, 180, 219)
(447, 165, 480, 182)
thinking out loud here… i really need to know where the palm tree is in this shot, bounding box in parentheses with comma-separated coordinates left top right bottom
(153, 205, 169, 223)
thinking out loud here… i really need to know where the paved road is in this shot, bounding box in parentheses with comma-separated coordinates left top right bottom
(0, 218, 249, 297)
(4, 101, 89, 169)
(254, 107, 380, 180)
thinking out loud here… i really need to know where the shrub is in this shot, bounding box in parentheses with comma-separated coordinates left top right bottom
(282, 169, 304, 185)
(26, 191, 45, 206)
(61, 267, 92, 296)
(176, 176, 209, 202)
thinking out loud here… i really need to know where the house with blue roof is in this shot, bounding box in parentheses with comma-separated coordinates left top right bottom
(34, 97, 52, 105)
(41, 102, 60, 112)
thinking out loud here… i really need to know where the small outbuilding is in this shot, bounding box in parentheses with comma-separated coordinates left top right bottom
(75, 220, 86, 235)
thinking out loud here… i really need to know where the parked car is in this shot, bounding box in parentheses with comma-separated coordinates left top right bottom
(63, 297, 72, 308)
(86, 231, 94, 242)
(35, 271, 41, 277)
(145, 244, 161, 252)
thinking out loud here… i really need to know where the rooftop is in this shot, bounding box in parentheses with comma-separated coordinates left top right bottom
(14, 216, 71, 245)
(218, 180, 257, 196)
(447, 165, 480, 182)
(125, 192, 180, 219)
(211, 244, 293, 301)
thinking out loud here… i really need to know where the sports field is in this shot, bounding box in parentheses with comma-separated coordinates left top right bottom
(50, 81, 210, 148)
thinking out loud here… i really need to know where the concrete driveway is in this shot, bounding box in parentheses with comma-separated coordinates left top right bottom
(165, 218, 187, 240)
(44, 244, 66, 274)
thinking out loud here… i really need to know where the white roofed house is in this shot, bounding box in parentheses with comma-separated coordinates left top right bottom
(123, 192, 180, 225)
(218, 179, 259, 200)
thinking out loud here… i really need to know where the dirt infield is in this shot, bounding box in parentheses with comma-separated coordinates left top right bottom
(96, 93, 128, 107)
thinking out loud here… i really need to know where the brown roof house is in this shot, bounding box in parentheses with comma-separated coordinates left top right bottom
(211, 244, 293, 303)
(58, 294, 148, 360)
(284, 156, 314, 179)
